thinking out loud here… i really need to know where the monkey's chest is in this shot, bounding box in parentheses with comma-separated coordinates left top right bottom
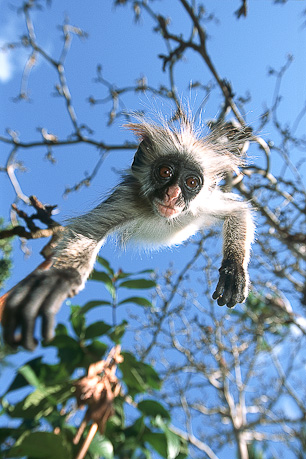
(118, 213, 212, 249)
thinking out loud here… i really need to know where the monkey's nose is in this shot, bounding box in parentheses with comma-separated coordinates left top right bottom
(165, 184, 181, 203)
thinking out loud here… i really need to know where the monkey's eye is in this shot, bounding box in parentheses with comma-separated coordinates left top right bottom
(159, 165, 173, 179)
(185, 176, 200, 190)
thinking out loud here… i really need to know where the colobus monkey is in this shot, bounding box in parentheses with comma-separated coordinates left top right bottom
(2, 116, 254, 350)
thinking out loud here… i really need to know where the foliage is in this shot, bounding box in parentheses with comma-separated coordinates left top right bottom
(0, 261, 187, 459)
(0, 219, 13, 290)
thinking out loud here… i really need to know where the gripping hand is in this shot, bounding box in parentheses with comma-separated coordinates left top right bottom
(212, 259, 248, 308)
(2, 263, 82, 350)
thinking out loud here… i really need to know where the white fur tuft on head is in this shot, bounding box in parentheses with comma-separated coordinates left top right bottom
(125, 110, 249, 184)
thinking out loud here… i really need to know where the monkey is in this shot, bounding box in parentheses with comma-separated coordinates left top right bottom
(1, 116, 254, 350)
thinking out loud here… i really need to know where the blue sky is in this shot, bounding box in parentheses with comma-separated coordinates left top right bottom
(1, 1, 306, 457)
(1, 0, 305, 292)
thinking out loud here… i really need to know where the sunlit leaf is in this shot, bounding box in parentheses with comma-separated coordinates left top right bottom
(118, 296, 152, 307)
(70, 305, 86, 337)
(91, 270, 116, 298)
(119, 279, 156, 290)
(7, 384, 73, 420)
(120, 352, 161, 396)
(81, 300, 111, 313)
(153, 416, 181, 459)
(97, 256, 114, 276)
(143, 432, 168, 458)
(89, 433, 114, 458)
(117, 268, 154, 280)
(18, 365, 41, 388)
(5, 357, 42, 393)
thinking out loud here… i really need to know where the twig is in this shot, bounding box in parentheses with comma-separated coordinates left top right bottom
(74, 423, 98, 459)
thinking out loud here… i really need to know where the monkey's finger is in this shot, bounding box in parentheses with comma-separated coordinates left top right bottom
(226, 269, 246, 308)
(2, 273, 48, 347)
(41, 310, 56, 343)
(40, 268, 82, 342)
(212, 274, 226, 303)
(2, 260, 53, 318)
(227, 284, 245, 308)
(20, 317, 39, 351)
(2, 313, 19, 347)
(40, 282, 73, 342)
(3, 274, 43, 314)
(223, 277, 237, 305)
(216, 271, 236, 307)
(20, 297, 49, 350)
(2, 292, 20, 346)
(18, 273, 60, 350)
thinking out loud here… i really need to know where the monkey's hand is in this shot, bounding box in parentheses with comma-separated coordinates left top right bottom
(2, 265, 82, 351)
(212, 259, 248, 308)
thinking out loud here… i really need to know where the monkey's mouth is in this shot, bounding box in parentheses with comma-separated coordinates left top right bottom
(154, 201, 183, 219)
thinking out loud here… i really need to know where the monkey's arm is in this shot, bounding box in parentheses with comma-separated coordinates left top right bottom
(212, 199, 254, 308)
(2, 185, 135, 350)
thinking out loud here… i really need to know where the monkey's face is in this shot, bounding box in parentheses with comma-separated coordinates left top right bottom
(149, 157, 203, 219)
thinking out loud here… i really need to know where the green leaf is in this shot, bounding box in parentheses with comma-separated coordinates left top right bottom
(124, 415, 146, 437)
(117, 269, 154, 280)
(18, 365, 42, 388)
(88, 433, 114, 459)
(47, 335, 84, 368)
(91, 270, 116, 299)
(55, 323, 68, 335)
(96, 256, 114, 276)
(81, 299, 111, 313)
(120, 352, 161, 396)
(8, 384, 73, 420)
(6, 431, 72, 458)
(90, 270, 112, 283)
(118, 296, 153, 307)
(119, 279, 156, 290)
(70, 305, 86, 338)
(5, 357, 42, 393)
(6, 361, 68, 393)
(143, 432, 168, 458)
(85, 340, 108, 359)
(108, 320, 127, 344)
(85, 321, 112, 339)
(138, 400, 170, 420)
(154, 416, 181, 459)
(49, 334, 80, 350)
(137, 269, 155, 274)
(0, 427, 20, 443)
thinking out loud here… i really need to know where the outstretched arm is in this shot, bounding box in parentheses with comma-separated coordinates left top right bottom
(2, 183, 137, 350)
(212, 198, 254, 308)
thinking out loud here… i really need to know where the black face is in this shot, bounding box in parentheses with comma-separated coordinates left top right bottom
(152, 155, 203, 204)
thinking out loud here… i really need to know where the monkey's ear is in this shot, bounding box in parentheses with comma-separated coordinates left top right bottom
(126, 122, 155, 171)
(124, 122, 152, 142)
(131, 143, 145, 170)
